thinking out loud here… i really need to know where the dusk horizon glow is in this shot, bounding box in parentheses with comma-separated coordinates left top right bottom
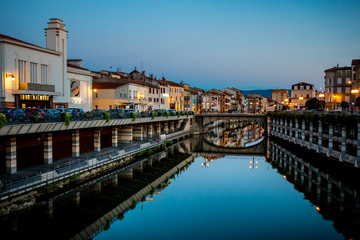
(1, 0, 359, 91)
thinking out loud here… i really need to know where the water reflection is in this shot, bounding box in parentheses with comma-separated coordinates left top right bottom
(205, 123, 264, 148)
(268, 140, 360, 239)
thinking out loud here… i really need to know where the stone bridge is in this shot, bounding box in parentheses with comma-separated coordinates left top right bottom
(193, 113, 267, 134)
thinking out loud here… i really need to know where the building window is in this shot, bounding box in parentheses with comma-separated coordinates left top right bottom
(161, 98, 164, 103)
(95, 93, 98, 98)
(337, 78, 342, 84)
(294, 86, 297, 90)
(18, 60, 27, 83)
(156, 89, 159, 94)
(109, 105, 112, 109)
(306, 94, 309, 98)
(300, 86, 304, 89)
(95, 105, 98, 109)
(328, 79, 332, 84)
(345, 87, 350, 94)
(129, 90, 131, 99)
(306, 85, 310, 90)
(41, 64, 48, 84)
(295, 94, 297, 98)
(149, 88, 152, 94)
(149, 98, 152, 102)
(337, 87, 342, 93)
(30, 62, 38, 83)
(345, 96, 350, 102)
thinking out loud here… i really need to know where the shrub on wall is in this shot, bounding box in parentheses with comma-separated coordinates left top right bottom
(166, 111, 169, 118)
(131, 112, 136, 121)
(151, 111, 155, 119)
(64, 112, 71, 127)
(84, 111, 93, 120)
(140, 111, 146, 118)
(0, 113, 6, 128)
(177, 111, 180, 118)
(30, 111, 44, 123)
(185, 111, 189, 117)
(104, 112, 110, 122)
(117, 111, 125, 119)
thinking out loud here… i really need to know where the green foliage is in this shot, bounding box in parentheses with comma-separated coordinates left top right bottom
(130, 199, 137, 210)
(177, 111, 180, 118)
(191, 111, 195, 116)
(64, 112, 70, 127)
(0, 113, 6, 128)
(164, 140, 172, 147)
(131, 112, 136, 121)
(185, 111, 189, 117)
(151, 111, 155, 119)
(320, 113, 337, 124)
(171, 111, 176, 116)
(84, 111, 93, 120)
(30, 111, 44, 123)
(166, 111, 169, 118)
(140, 111, 146, 117)
(104, 112, 110, 122)
(157, 110, 162, 116)
(150, 187, 155, 195)
(294, 113, 304, 121)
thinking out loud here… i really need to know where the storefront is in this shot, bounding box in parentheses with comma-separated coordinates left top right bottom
(16, 94, 53, 109)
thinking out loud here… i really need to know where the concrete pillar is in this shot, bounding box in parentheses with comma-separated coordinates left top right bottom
(317, 120, 322, 152)
(72, 130, 80, 157)
(308, 167, 312, 192)
(95, 182, 101, 193)
(118, 125, 133, 143)
(340, 126, 346, 162)
(301, 121, 305, 146)
(6, 137, 17, 174)
(284, 118, 288, 139)
(148, 123, 154, 138)
(112, 175, 118, 186)
(170, 121, 175, 132)
(300, 162, 304, 184)
(74, 192, 80, 206)
(327, 177, 332, 205)
(175, 120, 181, 130)
(280, 119, 283, 138)
(133, 125, 144, 141)
(357, 122, 360, 167)
(47, 199, 53, 218)
(148, 158, 153, 167)
(163, 122, 169, 134)
(289, 120, 293, 141)
(309, 122, 313, 149)
(316, 173, 321, 200)
(328, 124, 333, 156)
(339, 183, 345, 213)
(294, 158, 298, 180)
(295, 119, 299, 142)
(44, 133, 53, 164)
(120, 169, 133, 179)
(112, 127, 118, 147)
(94, 129, 101, 152)
(156, 122, 161, 136)
(134, 162, 143, 172)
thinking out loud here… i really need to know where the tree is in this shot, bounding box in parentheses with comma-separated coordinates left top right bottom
(340, 101, 349, 111)
(305, 98, 319, 110)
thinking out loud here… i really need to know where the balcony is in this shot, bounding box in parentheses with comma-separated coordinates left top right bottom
(19, 83, 55, 92)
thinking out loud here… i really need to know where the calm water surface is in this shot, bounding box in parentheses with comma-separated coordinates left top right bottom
(96, 148, 342, 239)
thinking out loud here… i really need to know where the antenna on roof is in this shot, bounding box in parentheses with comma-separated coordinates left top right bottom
(140, 62, 143, 71)
(109, 66, 113, 70)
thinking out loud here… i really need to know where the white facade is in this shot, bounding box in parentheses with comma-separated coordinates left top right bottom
(67, 65, 93, 111)
(0, 18, 92, 111)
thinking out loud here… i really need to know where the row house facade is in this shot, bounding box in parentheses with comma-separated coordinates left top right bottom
(0, 19, 93, 111)
(324, 66, 352, 111)
(201, 89, 224, 112)
(245, 94, 266, 114)
(156, 78, 184, 111)
(272, 89, 289, 104)
(291, 82, 316, 109)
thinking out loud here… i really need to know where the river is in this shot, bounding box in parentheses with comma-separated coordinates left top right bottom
(1, 124, 359, 240)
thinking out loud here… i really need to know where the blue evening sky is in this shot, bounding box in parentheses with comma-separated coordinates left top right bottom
(1, 0, 359, 91)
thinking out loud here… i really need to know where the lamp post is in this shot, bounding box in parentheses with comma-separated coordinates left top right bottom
(319, 92, 324, 111)
(298, 96, 304, 109)
(351, 89, 359, 113)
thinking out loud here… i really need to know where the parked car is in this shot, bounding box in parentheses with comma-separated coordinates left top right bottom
(24, 108, 46, 120)
(108, 109, 125, 118)
(91, 109, 107, 119)
(43, 109, 61, 121)
(68, 108, 85, 120)
(0, 107, 26, 123)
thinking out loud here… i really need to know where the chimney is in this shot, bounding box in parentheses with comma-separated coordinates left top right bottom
(45, 18, 68, 52)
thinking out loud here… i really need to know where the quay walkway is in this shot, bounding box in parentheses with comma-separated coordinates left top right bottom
(0, 130, 194, 201)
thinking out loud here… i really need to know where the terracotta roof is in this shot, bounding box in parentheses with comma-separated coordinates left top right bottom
(67, 63, 90, 71)
(92, 82, 128, 89)
(191, 87, 205, 93)
(129, 79, 159, 88)
(352, 59, 360, 65)
(272, 89, 288, 93)
(155, 78, 183, 87)
(206, 89, 225, 95)
(324, 67, 337, 73)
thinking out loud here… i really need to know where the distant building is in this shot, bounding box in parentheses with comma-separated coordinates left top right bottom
(272, 89, 289, 103)
(351, 59, 360, 111)
(324, 65, 351, 111)
(290, 82, 316, 109)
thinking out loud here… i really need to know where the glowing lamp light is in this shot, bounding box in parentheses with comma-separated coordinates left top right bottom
(299, 96, 304, 100)
(6, 73, 15, 81)
(316, 206, 320, 211)
(283, 175, 287, 179)
(351, 89, 359, 94)
(319, 93, 325, 98)
(284, 98, 289, 102)
(93, 89, 97, 92)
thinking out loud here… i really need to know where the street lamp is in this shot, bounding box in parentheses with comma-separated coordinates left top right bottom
(319, 93, 325, 111)
(351, 89, 359, 113)
(298, 96, 304, 109)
